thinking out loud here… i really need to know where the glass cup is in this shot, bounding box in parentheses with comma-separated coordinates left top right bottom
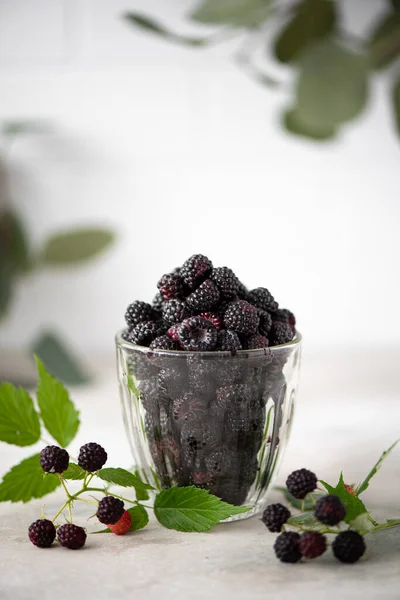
(116, 331, 302, 521)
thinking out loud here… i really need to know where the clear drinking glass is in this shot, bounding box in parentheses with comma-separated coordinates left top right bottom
(116, 332, 302, 521)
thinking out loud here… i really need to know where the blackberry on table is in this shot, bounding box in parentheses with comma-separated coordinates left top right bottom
(314, 495, 346, 526)
(130, 321, 164, 346)
(332, 530, 366, 563)
(216, 329, 242, 352)
(157, 272, 186, 301)
(210, 267, 240, 300)
(242, 334, 269, 349)
(181, 254, 213, 290)
(258, 309, 272, 336)
(149, 335, 179, 351)
(274, 531, 302, 563)
(247, 288, 278, 313)
(187, 279, 220, 312)
(97, 496, 125, 525)
(125, 301, 154, 327)
(286, 468, 317, 499)
(78, 442, 107, 472)
(178, 316, 218, 351)
(262, 503, 291, 532)
(270, 321, 295, 346)
(40, 445, 69, 474)
(224, 300, 260, 336)
(57, 524, 87, 550)
(163, 299, 191, 326)
(299, 531, 327, 559)
(28, 519, 56, 548)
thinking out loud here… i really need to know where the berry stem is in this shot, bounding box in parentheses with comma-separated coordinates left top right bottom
(84, 487, 136, 505)
(52, 501, 70, 523)
(57, 474, 71, 499)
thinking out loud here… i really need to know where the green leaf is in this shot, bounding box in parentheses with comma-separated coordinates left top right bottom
(350, 512, 376, 534)
(0, 211, 30, 273)
(274, 0, 336, 63)
(319, 474, 368, 524)
(2, 120, 48, 137)
(275, 486, 324, 510)
(356, 439, 399, 496)
(0, 382, 40, 446)
(393, 76, 400, 137)
(0, 263, 14, 320)
(127, 374, 140, 400)
(283, 107, 337, 141)
(97, 468, 154, 494)
(0, 454, 60, 503)
(128, 505, 149, 531)
(31, 330, 90, 386)
(63, 463, 86, 481)
(154, 486, 250, 532)
(391, 0, 400, 11)
(35, 356, 80, 448)
(287, 511, 315, 524)
(369, 12, 400, 69)
(190, 0, 273, 27)
(295, 39, 369, 128)
(124, 13, 209, 47)
(133, 470, 150, 501)
(41, 228, 114, 266)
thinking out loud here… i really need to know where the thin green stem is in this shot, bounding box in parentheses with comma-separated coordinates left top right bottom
(85, 488, 136, 505)
(52, 501, 69, 523)
(58, 474, 71, 499)
(76, 497, 98, 506)
(67, 502, 73, 523)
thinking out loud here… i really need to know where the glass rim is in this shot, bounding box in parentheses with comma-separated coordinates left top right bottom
(115, 329, 302, 357)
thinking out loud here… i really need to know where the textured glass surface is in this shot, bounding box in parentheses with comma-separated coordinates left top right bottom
(116, 333, 302, 521)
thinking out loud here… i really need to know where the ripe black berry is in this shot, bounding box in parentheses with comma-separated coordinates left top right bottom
(162, 299, 191, 326)
(149, 335, 179, 351)
(242, 333, 268, 349)
(273, 308, 296, 332)
(181, 254, 213, 290)
(299, 531, 327, 559)
(152, 292, 165, 313)
(224, 300, 260, 336)
(178, 316, 218, 351)
(78, 442, 107, 472)
(125, 301, 154, 327)
(247, 288, 278, 313)
(262, 503, 291, 532)
(129, 321, 164, 346)
(199, 312, 223, 330)
(97, 496, 125, 525)
(286, 468, 317, 499)
(57, 523, 87, 550)
(204, 447, 233, 476)
(157, 272, 186, 301)
(258, 309, 272, 336)
(187, 279, 220, 312)
(28, 519, 56, 548)
(332, 530, 366, 563)
(274, 531, 302, 563)
(314, 495, 346, 526)
(210, 267, 240, 300)
(216, 329, 242, 352)
(40, 445, 69, 474)
(270, 322, 294, 346)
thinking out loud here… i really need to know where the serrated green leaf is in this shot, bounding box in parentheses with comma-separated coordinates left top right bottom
(0, 454, 61, 503)
(393, 76, 400, 137)
(35, 356, 80, 448)
(0, 382, 40, 446)
(369, 12, 400, 69)
(320, 474, 368, 524)
(41, 228, 114, 266)
(275, 486, 324, 510)
(97, 468, 154, 494)
(274, 0, 336, 63)
(31, 330, 90, 386)
(356, 439, 399, 496)
(63, 463, 86, 481)
(190, 0, 272, 27)
(154, 486, 250, 532)
(128, 504, 149, 531)
(295, 39, 369, 128)
(133, 470, 150, 501)
(283, 107, 337, 141)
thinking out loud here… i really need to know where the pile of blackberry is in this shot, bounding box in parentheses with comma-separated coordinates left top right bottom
(121, 255, 298, 505)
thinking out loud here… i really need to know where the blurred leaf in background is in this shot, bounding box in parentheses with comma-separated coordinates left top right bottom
(190, 0, 273, 27)
(31, 332, 90, 386)
(41, 228, 115, 267)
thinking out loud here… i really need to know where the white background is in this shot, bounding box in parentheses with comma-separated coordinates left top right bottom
(0, 0, 399, 354)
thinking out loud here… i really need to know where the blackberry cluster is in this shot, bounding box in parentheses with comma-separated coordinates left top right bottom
(122, 254, 297, 352)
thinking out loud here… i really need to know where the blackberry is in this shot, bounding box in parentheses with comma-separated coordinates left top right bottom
(218, 479, 248, 505)
(121, 328, 132, 342)
(158, 365, 188, 400)
(167, 325, 180, 342)
(273, 308, 296, 332)
(261, 503, 291, 532)
(78, 442, 107, 472)
(152, 292, 165, 313)
(28, 519, 56, 548)
(199, 312, 223, 331)
(130, 320, 164, 346)
(258, 309, 272, 336)
(205, 447, 233, 476)
(242, 334, 268, 349)
(225, 409, 255, 433)
(181, 254, 213, 290)
(224, 300, 260, 336)
(247, 288, 278, 313)
(332, 531, 366, 563)
(314, 495, 346, 526)
(178, 316, 218, 351)
(97, 496, 125, 525)
(57, 523, 87, 550)
(215, 358, 243, 386)
(157, 272, 186, 301)
(299, 531, 327, 559)
(172, 393, 207, 422)
(40, 445, 69, 473)
(286, 468, 317, 499)
(125, 301, 154, 327)
(270, 321, 294, 346)
(181, 419, 218, 461)
(187, 279, 220, 312)
(215, 383, 252, 412)
(210, 267, 240, 300)
(236, 280, 249, 300)
(216, 329, 242, 352)
(187, 355, 217, 393)
(163, 299, 191, 326)
(274, 531, 302, 563)
(149, 335, 179, 351)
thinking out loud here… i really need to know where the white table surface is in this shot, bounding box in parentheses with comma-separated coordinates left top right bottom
(0, 349, 399, 600)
